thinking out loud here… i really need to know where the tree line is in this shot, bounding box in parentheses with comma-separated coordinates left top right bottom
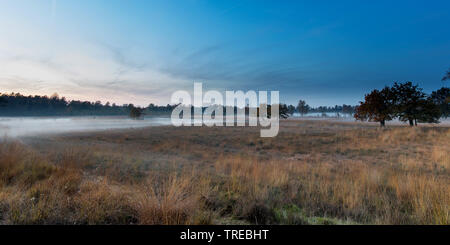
(0, 91, 356, 119)
(0, 92, 176, 117)
(294, 102, 356, 116)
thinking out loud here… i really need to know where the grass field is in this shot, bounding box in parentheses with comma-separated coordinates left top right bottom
(0, 119, 448, 225)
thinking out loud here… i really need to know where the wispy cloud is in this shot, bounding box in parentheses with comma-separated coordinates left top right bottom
(0, 37, 190, 106)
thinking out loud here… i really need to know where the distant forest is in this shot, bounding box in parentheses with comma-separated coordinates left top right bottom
(0, 83, 447, 121)
(0, 92, 357, 117)
(0, 93, 176, 117)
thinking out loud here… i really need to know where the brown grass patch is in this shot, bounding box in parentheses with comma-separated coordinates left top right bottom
(0, 120, 448, 224)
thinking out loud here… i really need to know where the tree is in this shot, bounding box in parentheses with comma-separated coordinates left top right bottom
(129, 106, 143, 119)
(342, 104, 355, 116)
(279, 104, 290, 119)
(392, 82, 427, 126)
(0, 96, 7, 107)
(415, 98, 441, 124)
(430, 87, 450, 118)
(257, 104, 290, 119)
(442, 68, 450, 81)
(297, 100, 310, 116)
(354, 86, 395, 127)
(287, 105, 296, 115)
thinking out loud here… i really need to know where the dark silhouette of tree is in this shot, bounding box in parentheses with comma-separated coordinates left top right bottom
(279, 104, 290, 119)
(392, 82, 427, 126)
(415, 98, 441, 124)
(354, 86, 395, 127)
(298, 104, 356, 115)
(342, 104, 355, 115)
(430, 87, 450, 118)
(257, 104, 290, 119)
(129, 106, 143, 119)
(297, 100, 310, 116)
(144, 103, 176, 115)
(442, 68, 450, 81)
(287, 105, 296, 115)
(0, 96, 6, 107)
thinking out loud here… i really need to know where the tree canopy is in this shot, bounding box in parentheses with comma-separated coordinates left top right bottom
(430, 87, 450, 118)
(354, 86, 395, 127)
(297, 100, 310, 116)
(392, 82, 428, 126)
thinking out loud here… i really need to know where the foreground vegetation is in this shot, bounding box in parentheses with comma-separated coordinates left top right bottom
(0, 120, 448, 224)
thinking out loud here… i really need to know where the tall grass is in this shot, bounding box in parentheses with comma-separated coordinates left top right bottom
(0, 122, 448, 224)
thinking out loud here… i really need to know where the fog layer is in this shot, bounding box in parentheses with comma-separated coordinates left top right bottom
(0, 117, 172, 137)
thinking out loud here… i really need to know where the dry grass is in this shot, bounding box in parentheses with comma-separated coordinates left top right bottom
(0, 120, 448, 224)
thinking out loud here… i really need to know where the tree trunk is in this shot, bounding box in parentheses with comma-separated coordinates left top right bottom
(380, 120, 385, 127)
(409, 119, 414, 126)
(414, 119, 417, 126)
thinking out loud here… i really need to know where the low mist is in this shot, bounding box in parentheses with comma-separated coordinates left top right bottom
(0, 117, 172, 137)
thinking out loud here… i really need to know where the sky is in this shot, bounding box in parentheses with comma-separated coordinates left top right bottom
(0, 0, 449, 107)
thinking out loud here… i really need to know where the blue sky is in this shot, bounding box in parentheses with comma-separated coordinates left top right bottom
(0, 0, 449, 106)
